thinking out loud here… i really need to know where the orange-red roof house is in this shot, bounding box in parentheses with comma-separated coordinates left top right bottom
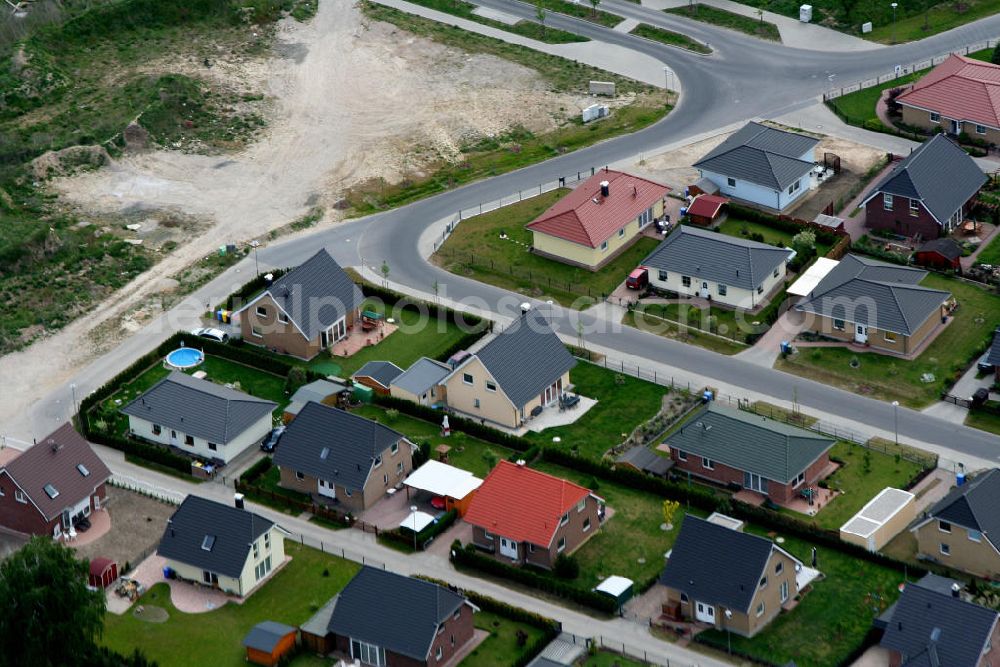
(526, 170, 669, 270)
(463, 460, 604, 569)
(896, 55, 1000, 140)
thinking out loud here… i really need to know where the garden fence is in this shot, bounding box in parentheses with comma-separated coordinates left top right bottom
(109, 473, 184, 505)
(284, 530, 387, 571)
(560, 632, 695, 667)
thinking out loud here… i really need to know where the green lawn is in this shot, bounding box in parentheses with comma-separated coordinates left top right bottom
(808, 441, 925, 531)
(309, 298, 477, 377)
(400, 0, 589, 43)
(434, 189, 661, 308)
(865, 0, 1000, 43)
(976, 233, 1000, 267)
(698, 527, 905, 666)
(534, 0, 623, 27)
(583, 650, 649, 666)
(778, 273, 1000, 408)
(624, 310, 747, 355)
(967, 408, 1000, 436)
(524, 361, 694, 460)
(630, 23, 711, 54)
(462, 611, 548, 667)
(665, 4, 780, 41)
(101, 542, 360, 667)
(717, 218, 831, 256)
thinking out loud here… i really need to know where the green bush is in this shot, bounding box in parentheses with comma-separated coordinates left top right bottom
(241, 456, 273, 484)
(553, 553, 580, 580)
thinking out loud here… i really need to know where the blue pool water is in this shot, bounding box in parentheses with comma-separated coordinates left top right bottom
(165, 347, 204, 370)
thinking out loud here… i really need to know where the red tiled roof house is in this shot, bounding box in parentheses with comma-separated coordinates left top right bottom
(526, 170, 669, 270)
(463, 460, 604, 569)
(0, 424, 111, 539)
(896, 54, 1000, 142)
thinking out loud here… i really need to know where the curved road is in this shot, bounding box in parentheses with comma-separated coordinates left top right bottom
(26, 0, 1000, 467)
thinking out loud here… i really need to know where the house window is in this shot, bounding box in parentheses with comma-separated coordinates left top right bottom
(152, 424, 162, 435)
(618, 228, 626, 238)
(0, 487, 4, 496)
(727, 177, 736, 187)
(681, 276, 691, 288)
(344, 488, 352, 497)
(940, 542, 951, 556)
(463, 373, 474, 385)
(909, 199, 919, 217)
(208, 442, 217, 451)
(351, 640, 386, 667)
(253, 542, 260, 559)
(454, 608, 462, 620)
(793, 472, 805, 487)
(775, 561, 783, 575)
(474, 399, 481, 409)
(757, 285, 764, 295)
(969, 530, 982, 542)
(251, 326, 263, 338)
(15, 490, 26, 504)
(560, 512, 569, 526)
(278, 312, 289, 324)
(658, 269, 668, 282)
(436, 647, 443, 661)
(583, 517, 591, 532)
(256, 306, 267, 317)
(677, 450, 687, 461)
(938, 521, 951, 533)
(374, 454, 382, 467)
(977, 124, 987, 134)
(437, 625, 445, 636)
(397, 462, 404, 474)
(486, 381, 497, 393)
(639, 207, 654, 227)
(451, 635, 455, 647)
(930, 112, 940, 123)
(577, 498, 586, 512)
(680, 592, 689, 603)
(773, 268, 779, 278)
(759, 576, 768, 589)
(295, 471, 305, 481)
(780, 580, 789, 603)
(600, 241, 609, 252)
(702, 457, 714, 470)
(788, 183, 795, 195)
(184, 435, 194, 446)
(383, 473, 388, 485)
(391, 442, 399, 455)
(718, 284, 727, 296)
(528, 543, 535, 553)
(264, 532, 270, 549)
(557, 537, 566, 553)
(884, 194, 894, 211)
(833, 319, 845, 331)
(756, 601, 765, 617)
(884, 331, 897, 343)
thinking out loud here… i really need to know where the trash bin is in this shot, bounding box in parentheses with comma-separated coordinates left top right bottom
(799, 4, 812, 22)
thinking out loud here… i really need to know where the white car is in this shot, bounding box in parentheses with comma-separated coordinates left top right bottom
(190, 327, 229, 343)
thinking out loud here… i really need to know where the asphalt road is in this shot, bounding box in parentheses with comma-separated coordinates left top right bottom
(24, 1, 1000, 466)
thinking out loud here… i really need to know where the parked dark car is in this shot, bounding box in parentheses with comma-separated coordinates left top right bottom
(260, 425, 286, 452)
(977, 351, 995, 374)
(626, 267, 649, 290)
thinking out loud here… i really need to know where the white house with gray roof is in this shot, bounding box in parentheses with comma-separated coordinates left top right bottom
(694, 122, 819, 211)
(641, 225, 793, 309)
(121, 372, 277, 464)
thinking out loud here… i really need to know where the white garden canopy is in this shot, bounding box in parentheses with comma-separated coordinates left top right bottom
(404, 460, 482, 500)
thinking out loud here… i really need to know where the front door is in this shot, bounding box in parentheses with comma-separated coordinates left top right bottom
(320, 330, 330, 349)
(499, 537, 518, 560)
(318, 479, 336, 499)
(700, 281, 710, 298)
(695, 601, 716, 624)
(951, 119, 961, 135)
(170, 430, 179, 446)
(854, 324, 868, 344)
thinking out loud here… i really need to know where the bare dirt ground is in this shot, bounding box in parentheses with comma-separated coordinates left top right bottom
(72, 487, 177, 570)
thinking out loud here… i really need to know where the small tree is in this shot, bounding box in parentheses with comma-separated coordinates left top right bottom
(992, 39, 1000, 65)
(380, 260, 390, 286)
(285, 365, 307, 395)
(482, 448, 498, 470)
(792, 230, 817, 253)
(553, 553, 580, 579)
(661, 499, 680, 529)
(536, 1, 546, 37)
(589, 0, 600, 17)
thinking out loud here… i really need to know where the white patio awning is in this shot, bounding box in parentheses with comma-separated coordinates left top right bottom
(404, 460, 482, 500)
(788, 257, 840, 297)
(594, 575, 634, 598)
(400, 510, 436, 533)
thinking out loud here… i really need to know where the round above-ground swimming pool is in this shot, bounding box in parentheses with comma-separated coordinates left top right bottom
(165, 347, 204, 371)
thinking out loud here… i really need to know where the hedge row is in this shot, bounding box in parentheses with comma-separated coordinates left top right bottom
(450, 542, 618, 614)
(972, 399, 1000, 417)
(92, 432, 191, 474)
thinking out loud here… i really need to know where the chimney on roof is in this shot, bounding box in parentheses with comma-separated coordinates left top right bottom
(600, 181, 610, 198)
(234, 493, 245, 510)
(951, 583, 961, 598)
(520, 302, 531, 315)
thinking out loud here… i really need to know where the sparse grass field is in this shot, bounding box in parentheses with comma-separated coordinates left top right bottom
(101, 542, 359, 667)
(630, 23, 711, 54)
(778, 274, 1000, 408)
(462, 610, 548, 667)
(665, 4, 780, 41)
(400, 0, 589, 43)
(433, 188, 661, 307)
(534, 0, 623, 27)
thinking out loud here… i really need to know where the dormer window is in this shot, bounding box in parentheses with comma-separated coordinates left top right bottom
(320, 447, 330, 460)
(43, 484, 59, 499)
(201, 535, 216, 552)
(77, 464, 90, 477)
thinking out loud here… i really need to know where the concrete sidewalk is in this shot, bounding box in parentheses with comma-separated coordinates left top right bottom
(637, 0, 880, 51)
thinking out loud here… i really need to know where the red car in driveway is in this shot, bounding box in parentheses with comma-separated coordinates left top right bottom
(626, 267, 649, 290)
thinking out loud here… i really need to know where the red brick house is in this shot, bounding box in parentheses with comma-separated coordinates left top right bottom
(464, 460, 604, 569)
(861, 134, 985, 240)
(659, 403, 835, 505)
(0, 423, 111, 539)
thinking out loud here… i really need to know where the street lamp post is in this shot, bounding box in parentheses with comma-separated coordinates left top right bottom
(724, 609, 733, 654)
(250, 239, 261, 277)
(662, 66, 671, 102)
(410, 505, 418, 551)
(890, 2, 898, 44)
(70, 383, 78, 416)
(892, 400, 899, 445)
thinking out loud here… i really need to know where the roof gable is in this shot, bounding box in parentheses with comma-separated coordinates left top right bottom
(352, 361, 404, 388)
(157, 496, 274, 579)
(463, 460, 591, 545)
(120, 371, 277, 444)
(664, 404, 835, 483)
(472, 310, 576, 409)
(926, 469, 1000, 542)
(694, 122, 818, 190)
(641, 225, 792, 291)
(525, 170, 669, 248)
(391, 357, 452, 396)
(2, 424, 111, 521)
(327, 567, 468, 660)
(273, 402, 404, 491)
(898, 54, 1000, 128)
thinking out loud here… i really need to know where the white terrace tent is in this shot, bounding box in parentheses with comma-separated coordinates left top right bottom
(403, 460, 483, 515)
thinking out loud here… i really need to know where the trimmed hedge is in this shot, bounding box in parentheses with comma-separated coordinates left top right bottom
(450, 542, 618, 614)
(91, 432, 190, 474)
(972, 399, 1000, 417)
(241, 456, 273, 484)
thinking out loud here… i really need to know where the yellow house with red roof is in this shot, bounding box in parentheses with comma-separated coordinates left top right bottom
(526, 170, 669, 270)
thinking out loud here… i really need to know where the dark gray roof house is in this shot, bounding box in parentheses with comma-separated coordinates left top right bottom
(324, 567, 473, 662)
(795, 254, 951, 337)
(660, 516, 800, 614)
(273, 402, 408, 494)
(987, 329, 1000, 368)
(642, 226, 792, 293)
(663, 403, 834, 485)
(391, 357, 452, 398)
(461, 309, 576, 409)
(862, 134, 986, 227)
(694, 122, 819, 191)
(880, 578, 998, 667)
(121, 371, 277, 444)
(352, 361, 404, 391)
(914, 468, 1000, 552)
(157, 495, 275, 579)
(874, 573, 963, 630)
(236, 249, 364, 341)
(616, 446, 674, 477)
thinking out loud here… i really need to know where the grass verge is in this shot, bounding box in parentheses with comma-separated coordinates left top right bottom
(967, 408, 1000, 436)
(630, 22, 711, 54)
(400, 0, 589, 43)
(624, 310, 748, 355)
(665, 4, 780, 41)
